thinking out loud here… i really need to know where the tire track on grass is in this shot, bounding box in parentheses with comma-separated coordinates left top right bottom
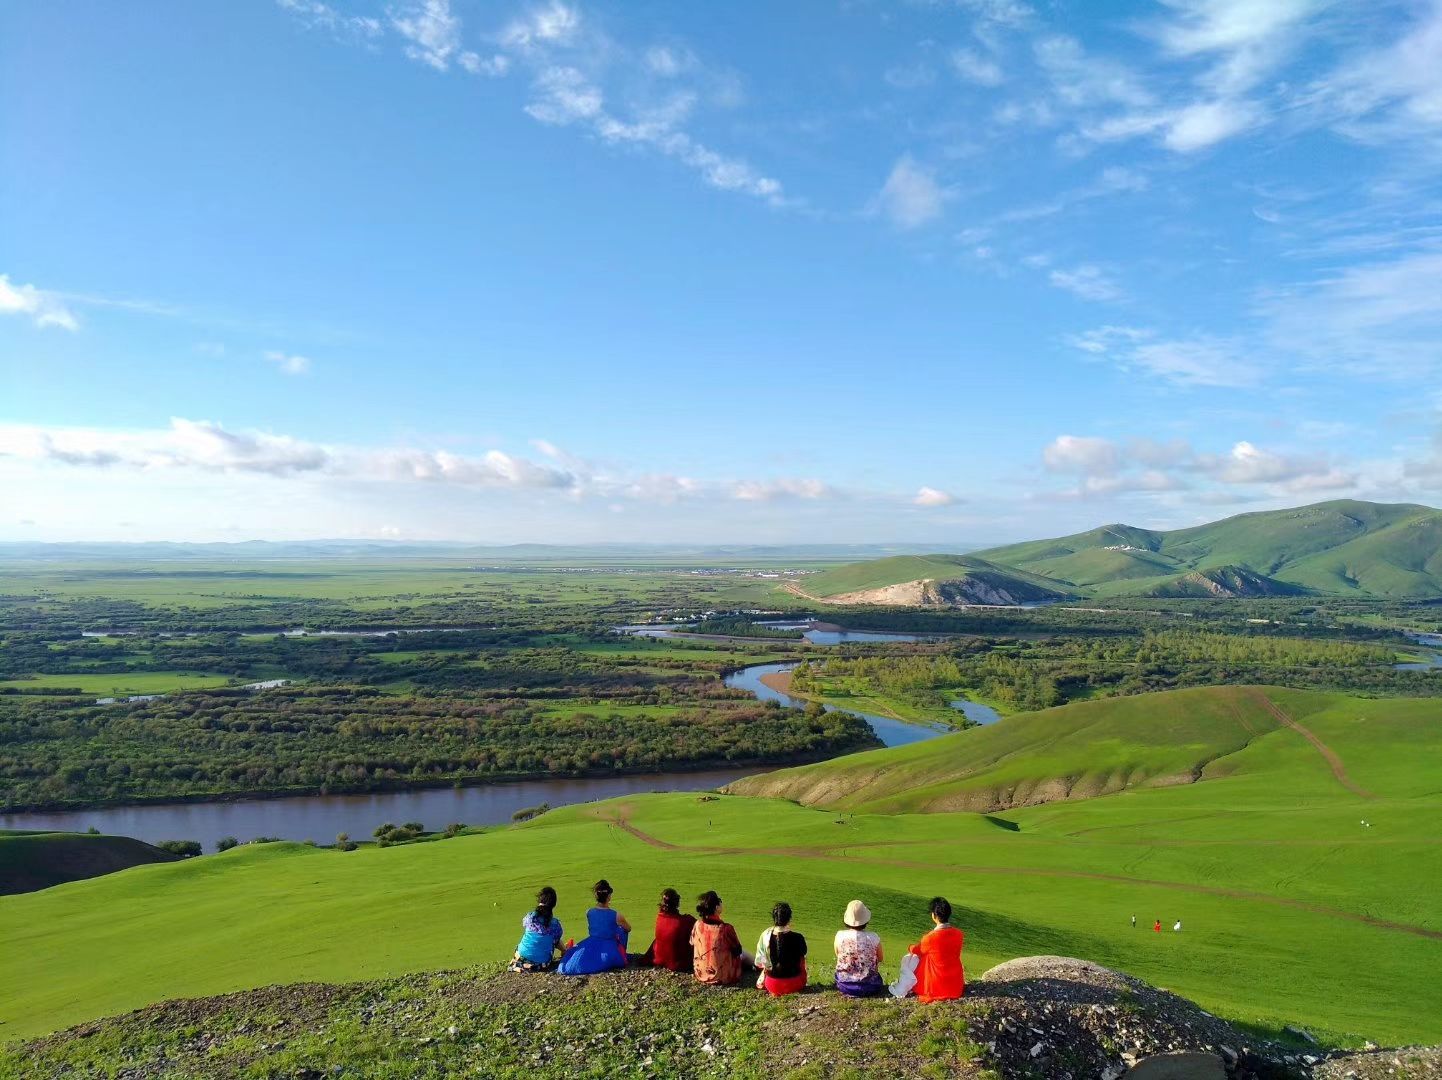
(1247, 690, 1375, 799)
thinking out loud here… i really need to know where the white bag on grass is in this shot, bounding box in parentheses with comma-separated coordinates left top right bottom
(890, 952, 919, 998)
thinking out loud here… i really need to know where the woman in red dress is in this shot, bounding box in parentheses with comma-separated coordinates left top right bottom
(645, 888, 696, 972)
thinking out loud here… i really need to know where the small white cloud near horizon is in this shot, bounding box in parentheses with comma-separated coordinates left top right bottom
(732, 478, 833, 501)
(0, 274, 79, 331)
(264, 350, 313, 375)
(913, 486, 956, 507)
(875, 156, 946, 229)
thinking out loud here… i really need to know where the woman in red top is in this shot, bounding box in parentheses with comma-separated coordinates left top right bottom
(910, 896, 964, 1002)
(645, 888, 696, 972)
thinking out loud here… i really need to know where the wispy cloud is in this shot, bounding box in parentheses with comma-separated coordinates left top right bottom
(274, 0, 786, 205)
(948, 47, 1004, 86)
(1070, 325, 1262, 388)
(875, 155, 947, 228)
(276, 0, 382, 41)
(1261, 246, 1442, 376)
(390, 0, 464, 70)
(0, 274, 79, 331)
(1048, 264, 1125, 301)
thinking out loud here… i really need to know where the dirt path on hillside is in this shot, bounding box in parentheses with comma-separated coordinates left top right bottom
(603, 813, 1441, 941)
(1247, 690, 1376, 799)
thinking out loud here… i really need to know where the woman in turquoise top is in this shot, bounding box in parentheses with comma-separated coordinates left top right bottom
(559, 879, 630, 975)
(510, 886, 563, 971)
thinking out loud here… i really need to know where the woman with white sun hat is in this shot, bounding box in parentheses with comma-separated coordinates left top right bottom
(833, 899, 886, 997)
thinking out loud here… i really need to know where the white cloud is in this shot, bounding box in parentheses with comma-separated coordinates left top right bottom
(1040, 432, 1354, 500)
(1161, 98, 1260, 150)
(525, 65, 604, 124)
(1044, 435, 1122, 475)
(390, 0, 462, 71)
(1194, 440, 1354, 491)
(948, 48, 1004, 86)
(460, 52, 510, 77)
(645, 45, 695, 77)
(1069, 325, 1261, 388)
(264, 351, 312, 376)
(914, 486, 956, 507)
(1152, 0, 1318, 96)
(0, 274, 79, 331)
(1306, 2, 1442, 149)
(875, 155, 946, 229)
(1048, 264, 1125, 301)
(500, 1, 582, 50)
(731, 478, 833, 501)
(1034, 35, 1153, 109)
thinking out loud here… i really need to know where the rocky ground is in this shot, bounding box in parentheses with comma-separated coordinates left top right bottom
(3, 955, 1436, 1079)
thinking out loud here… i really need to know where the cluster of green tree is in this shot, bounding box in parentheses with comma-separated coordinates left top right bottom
(789, 628, 1433, 715)
(684, 618, 804, 639)
(0, 688, 877, 811)
(791, 652, 1062, 713)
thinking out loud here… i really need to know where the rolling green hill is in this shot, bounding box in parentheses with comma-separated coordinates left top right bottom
(807, 500, 1442, 603)
(0, 831, 180, 895)
(3, 684, 1440, 1049)
(722, 685, 1438, 812)
(802, 554, 1075, 605)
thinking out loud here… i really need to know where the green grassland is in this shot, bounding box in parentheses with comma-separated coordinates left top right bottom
(4, 682, 1440, 1048)
(810, 500, 1442, 601)
(0, 670, 237, 695)
(727, 685, 1438, 812)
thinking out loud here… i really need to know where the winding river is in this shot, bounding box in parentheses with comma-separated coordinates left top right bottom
(1396, 632, 1442, 671)
(0, 658, 963, 846)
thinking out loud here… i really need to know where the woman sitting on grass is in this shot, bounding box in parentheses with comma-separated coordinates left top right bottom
(558, 879, 631, 976)
(754, 901, 808, 996)
(891, 896, 964, 1002)
(510, 886, 563, 972)
(690, 890, 751, 986)
(645, 888, 696, 973)
(833, 899, 885, 997)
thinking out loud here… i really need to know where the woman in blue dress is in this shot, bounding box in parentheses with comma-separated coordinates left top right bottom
(559, 879, 631, 975)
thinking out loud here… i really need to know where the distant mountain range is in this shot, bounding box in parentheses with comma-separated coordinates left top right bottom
(802, 499, 1442, 603)
(0, 539, 967, 565)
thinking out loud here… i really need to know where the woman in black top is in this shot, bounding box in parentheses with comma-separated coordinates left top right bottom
(755, 901, 807, 996)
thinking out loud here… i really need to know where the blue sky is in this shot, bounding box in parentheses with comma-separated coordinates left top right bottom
(3, 0, 1441, 544)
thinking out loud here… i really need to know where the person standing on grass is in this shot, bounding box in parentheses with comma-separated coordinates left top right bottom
(510, 886, 563, 972)
(558, 879, 630, 975)
(834, 900, 886, 998)
(892, 897, 964, 1002)
(1131, 915, 1136, 928)
(690, 890, 751, 986)
(1154, 919, 1162, 933)
(644, 888, 696, 973)
(754, 901, 808, 996)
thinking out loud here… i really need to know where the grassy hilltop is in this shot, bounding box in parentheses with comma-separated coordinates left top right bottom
(803, 499, 1442, 602)
(3, 686, 1439, 1053)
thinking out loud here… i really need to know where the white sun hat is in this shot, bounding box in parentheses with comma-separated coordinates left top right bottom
(844, 899, 872, 928)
